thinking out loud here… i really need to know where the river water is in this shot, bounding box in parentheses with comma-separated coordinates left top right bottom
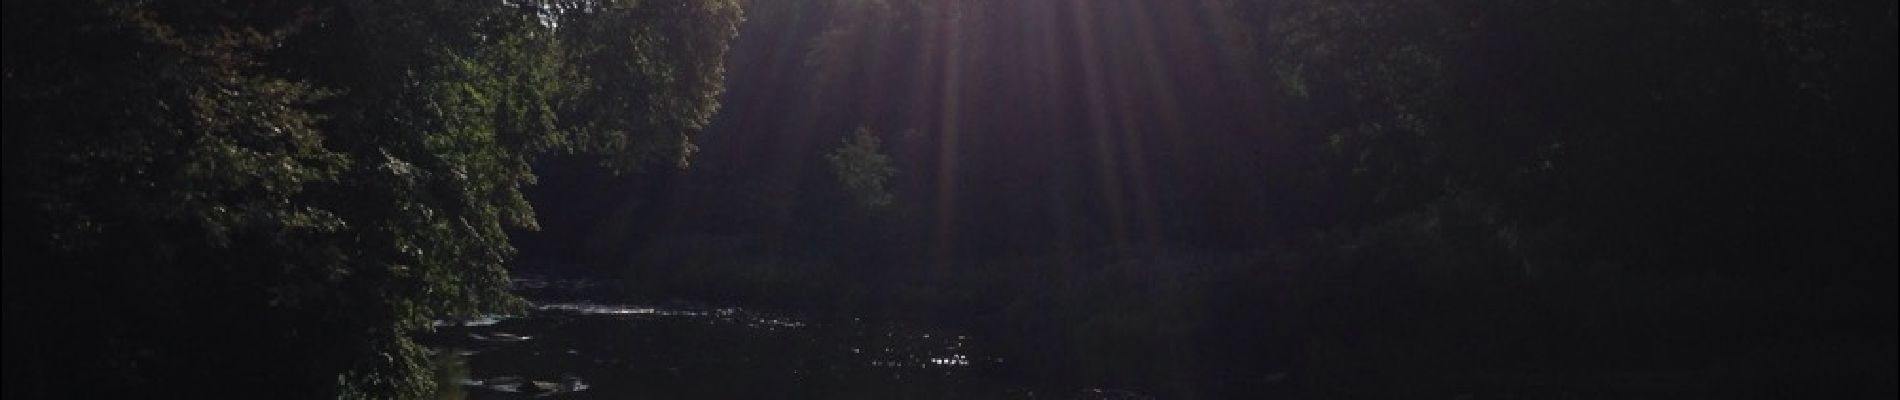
(421, 277, 1136, 399)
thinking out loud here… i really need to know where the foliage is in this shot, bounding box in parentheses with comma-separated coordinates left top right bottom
(1, 0, 739, 398)
(553, 0, 745, 172)
(826, 127, 898, 211)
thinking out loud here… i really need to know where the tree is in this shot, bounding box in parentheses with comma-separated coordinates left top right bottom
(552, 0, 744, 173)
(827, 126, 898, 211)
(1, 0, 740, 398)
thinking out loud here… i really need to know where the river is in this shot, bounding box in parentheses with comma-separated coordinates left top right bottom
(422, 277, 1146, 399)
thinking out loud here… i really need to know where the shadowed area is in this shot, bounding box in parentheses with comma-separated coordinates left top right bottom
(5, 0, 1896, 398)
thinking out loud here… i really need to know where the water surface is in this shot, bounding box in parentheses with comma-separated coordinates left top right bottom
(422, 278, 1094, 399)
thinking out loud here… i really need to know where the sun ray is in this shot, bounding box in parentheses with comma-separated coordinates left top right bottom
(1067, 0, 1129, 249)
(932, 2, 966, 264)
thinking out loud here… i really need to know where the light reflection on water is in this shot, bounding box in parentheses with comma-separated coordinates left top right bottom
(432, 314, 511, 328)
(535, 303, 704, 317)
(423, 277, 1161, 398)
(424, 298, 983, 398)
(533, 302, 813, 329)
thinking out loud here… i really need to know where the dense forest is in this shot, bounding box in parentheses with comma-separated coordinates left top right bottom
(5, 0, 1895, 398)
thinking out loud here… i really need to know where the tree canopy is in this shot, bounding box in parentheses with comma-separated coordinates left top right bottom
(2, 0, 739, 397)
